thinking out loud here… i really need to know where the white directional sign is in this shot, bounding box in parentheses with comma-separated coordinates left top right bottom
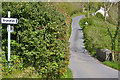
(1, 18, 18, 24)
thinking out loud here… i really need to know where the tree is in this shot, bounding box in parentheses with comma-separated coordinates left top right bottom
(118, 1, 120, 62)
(103, 2, 119, 51)
(103, 2, 119, 61)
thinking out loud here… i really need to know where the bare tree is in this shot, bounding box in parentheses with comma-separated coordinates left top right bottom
(104, 2, 119, 51)
(103, 2, 119, 60)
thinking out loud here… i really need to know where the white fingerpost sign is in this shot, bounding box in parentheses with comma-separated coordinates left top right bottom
(1, 11, 18, 67)
(1, 18, 18, 24)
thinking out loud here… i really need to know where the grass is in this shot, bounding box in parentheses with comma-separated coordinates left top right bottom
(53, 3, 84, 17)
(79, 15, 118, 56)
(103, 61, 120, 71)
(61, 67, 73, 78)
(71, 12, 86, 18)
(2, 67, 73, 78)
(2, 67, 39, 78)
(54, 3, 74, 16)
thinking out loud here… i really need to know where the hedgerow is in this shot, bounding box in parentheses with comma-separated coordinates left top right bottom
(2, 2, 69, 78)
(79, 16, 118, 57)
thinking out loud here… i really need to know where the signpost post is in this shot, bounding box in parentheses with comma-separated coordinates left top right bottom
(1, 11, 18, 67)
(8, 11, 11, 67)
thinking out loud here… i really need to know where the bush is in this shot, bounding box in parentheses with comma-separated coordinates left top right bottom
(2, 2, 69, 78)
(2, 54, 24, 76)
(79, 17, 88, 27)
(80, 17, 93, 27)
(95, 12, 105, 20)
(88, 17, 93, 25)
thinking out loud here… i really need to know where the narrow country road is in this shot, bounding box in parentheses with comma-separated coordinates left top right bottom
(68, 15, 119, 78)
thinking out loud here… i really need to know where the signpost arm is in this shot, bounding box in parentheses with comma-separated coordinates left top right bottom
(8, 11, 10, 67)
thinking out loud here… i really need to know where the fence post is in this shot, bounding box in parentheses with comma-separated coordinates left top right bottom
(112, 51, 115, 61)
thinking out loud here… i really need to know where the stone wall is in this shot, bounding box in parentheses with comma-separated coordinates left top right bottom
(96, 49, 112, 62)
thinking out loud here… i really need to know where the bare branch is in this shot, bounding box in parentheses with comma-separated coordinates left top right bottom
(106, 3, 113, 13)
(114, 26, 119, 39)
(103, 2, 107, 22)
(105, 21, 113, 39)
(108, 14, 118, 25)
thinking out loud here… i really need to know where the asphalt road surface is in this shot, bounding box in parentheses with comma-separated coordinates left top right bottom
(68, 15, 119, 78)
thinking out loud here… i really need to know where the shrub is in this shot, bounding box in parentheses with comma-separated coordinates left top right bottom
(2, 2, 69, 78)
(80, 17, 93, 27)
(88, 17, 93, 25)
(2, 51, 24, 76)
(95, 12, 105, 20)
(79, 17, 88, 27)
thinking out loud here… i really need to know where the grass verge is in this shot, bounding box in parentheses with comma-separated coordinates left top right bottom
(103, 61, 120, 71)
(79, 16, 118, 56)
(71, 12, 86, 18)
(79, 14, 119, 70)
(3, 67, 73, 78)
(61, 67, 73, 78)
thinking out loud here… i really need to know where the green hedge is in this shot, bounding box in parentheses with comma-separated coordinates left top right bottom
(95, 12, 105, 20)
(2, 2, 69, 78)
(79, 17, 93, 27)
(79, 16, 118, 56)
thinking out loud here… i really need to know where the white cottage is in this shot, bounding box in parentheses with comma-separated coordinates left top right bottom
(95, 7, 109, 17)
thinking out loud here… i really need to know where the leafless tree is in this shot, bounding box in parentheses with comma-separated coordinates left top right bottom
(103, 2, 119, 61)
(104, 2, 119, 51)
